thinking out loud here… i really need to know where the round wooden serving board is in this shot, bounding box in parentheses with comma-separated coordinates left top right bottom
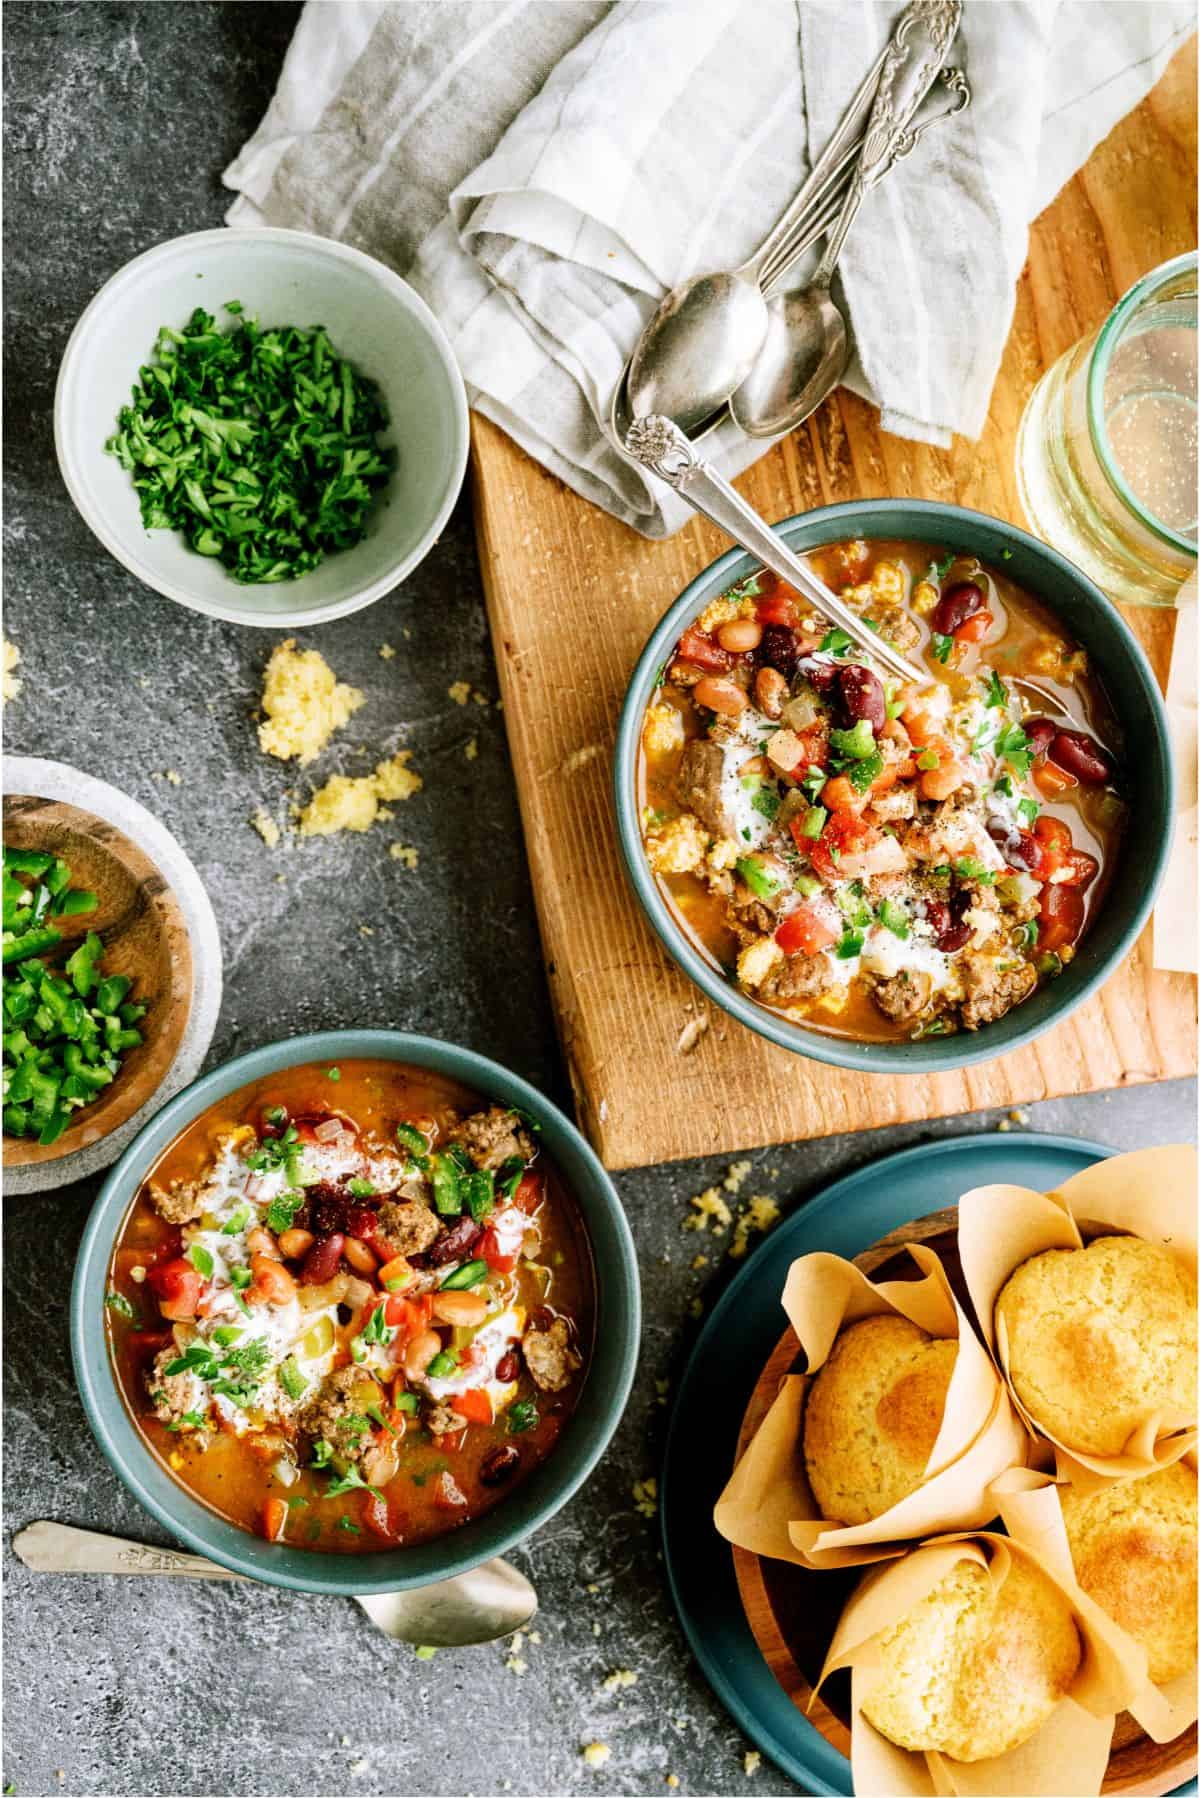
(3, 792, 194, 1167)
(730, 1208, 1198, 1797)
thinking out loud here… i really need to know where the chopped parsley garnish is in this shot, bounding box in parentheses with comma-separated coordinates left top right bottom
(310, 1439, 334, 1469)
(995, 722, 1034, 779)
(983, 670, 1008, 708)
(993, 774, 1013, 798)
(836, 929, 864, 960)
(361, 1303, 395, 1348)
(326, 1067, 341, 1081)
(106, 306, 395, 585)
(337, 1517, 363, 1535)
(244, 1125, 299, 1172)
(930, 632, 954, 664)
(818, 628, 853, 657)
(930, 550, 956, 581)
(163, 1336, 271, 1406)
(326, 1465, 383, 1502)
(725, 574, 763, 601)
(653, 662, 667, 689)
(1018, 797, 1040, 824)
(495, 1155, 525, 1204)
(912, 1017, 952, 1038)
(105, 1290, 136, 1321)
(507, 1399, 539, 1435)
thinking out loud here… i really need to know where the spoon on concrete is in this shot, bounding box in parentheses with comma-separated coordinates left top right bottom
(732, 65, 972, 438)
(13, 1520, 537, 1648)
(624, 0, 960, 435)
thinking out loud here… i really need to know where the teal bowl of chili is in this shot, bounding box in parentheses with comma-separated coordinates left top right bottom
(72, 1029, 640, 1595)
(613, 499, 1174, 1073)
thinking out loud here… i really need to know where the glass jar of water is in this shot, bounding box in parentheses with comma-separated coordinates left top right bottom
(1017, 252, 1196, 607)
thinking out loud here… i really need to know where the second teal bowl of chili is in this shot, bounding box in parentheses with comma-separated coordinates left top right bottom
(72, 1029, 640, 1595)
(613, 500, 1174, 1072)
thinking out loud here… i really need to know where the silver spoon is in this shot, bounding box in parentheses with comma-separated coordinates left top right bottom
(623, 413, 929, 689)
(622, 36, 892, 434)
(730, 10, 964, 439)
(13, 1520, 537, 1648)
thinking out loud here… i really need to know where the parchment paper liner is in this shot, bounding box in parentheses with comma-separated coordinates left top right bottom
(958, 1145, 1198, 1488)
(816, 1525, 1149, 1797)
(714, 1244, 1029, 1570)
(992, 1463, 1198, 1746)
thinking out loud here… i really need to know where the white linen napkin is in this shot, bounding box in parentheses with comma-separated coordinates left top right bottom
(224, 0, 1194, 537)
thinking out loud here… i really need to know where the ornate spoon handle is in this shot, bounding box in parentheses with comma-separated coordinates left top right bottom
(13, 1520, 246, 1581)
(624, 415, 927, 688)
(813, 0, 962, 287)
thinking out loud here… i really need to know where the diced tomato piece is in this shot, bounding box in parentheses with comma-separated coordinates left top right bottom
(431, 1429, 468, 1456)
(677, 627, 731, 672)
(953, 609, 993, 644)
(261, 1496, 288, 1543)
(1038, 884, 1085, 953)
(806, 810, 873, 883)
(385, 1292, 434, 1334)
(478, 1225, 519, 1274)
(431, 1470, 469, 1510)
(1057, 848, 1099, 889)
(755, 582, 802, 627)
(377, 1254, 412, 1291)
(454, 1388, 494, 1425)
(775, 905, 839, 957)
(817, 774, 861, 813)
(145, 1258, 204, 1321)
(1033, 813, 1072, 877)
(793, 720, 829, 777)
(514, 1173, 543, 1215)
(1034, 761, 1078, 798)
(363, 1492, 405, 1545)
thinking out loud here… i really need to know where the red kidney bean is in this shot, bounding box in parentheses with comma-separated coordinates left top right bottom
(495, 1350, 520, 1384)
(757, 625, 800, 680)
(795, 653, 838, 694)
(837, 662, 886, 731)
(930, 581, 985, 637)
(1023, 717, 1058, 760)
(480, 1445, 521, 1486)
(301, 1232, 345, 1285)
(425, 1215, 484, 1267)
(925, 896, 972, 954)
(986, 819, 1043, 874)
(1050, 729, 1112, 785)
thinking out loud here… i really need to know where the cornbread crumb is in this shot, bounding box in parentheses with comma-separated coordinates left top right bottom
(2, 637, 21, 704)
(586, 1583, 600, 1595)
(737, 935, 783, 990)
(298, 751, 422, 838)
(632, 1477, 658, 1518)
(561, 742, 602, 776)
(666, 1777, 679, 1789)
(675, 1012, 709, 1055)
(729, 1195, 780, 1260)
(647, 812, 708, 875)
(251, 809, 281, 848)
(378, 643, 396, 660)
(643, 703, 685, 756)
(684, 1189, 732, 1234)
(601, 1668, 638, 1693)
(743, 1752, 761, 1776)
(448, 680, 472, 705)
(258, 639, 364, 765)
(581, 1743, 611, 1770)
(504, 1655, 527, 1676)
(388, 843, 420, 869)
(163, 769, 182, 786)
(723, 1160, 753, 1193)
(687, 1296, 703, 1318)
(691, 1254, 709, 1270)
(413, 1645, 437, 1660)
(465, 736, 479, 762)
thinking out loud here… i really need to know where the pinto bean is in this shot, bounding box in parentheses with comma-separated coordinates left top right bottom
(930, 581, 985, 637)
(342, 1236, 378, 1276)
(692, 676, 748, 717)
(716, 618, 762, 653)
(404, 1329, 443, 1380)
(431, 1290, 489, 1326)
(1050, 729, 1112, 785)
(837, 663, 886, 731)
(301, 1232, 345, 1285)
(754, 666, 787, 719)
(277, 1227, 315, 1260)
(480, 1445, 521, 1486)
(248, 1253, 296, 1308)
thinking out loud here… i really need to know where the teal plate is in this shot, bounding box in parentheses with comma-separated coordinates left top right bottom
(661, 1131, 1197, 1798)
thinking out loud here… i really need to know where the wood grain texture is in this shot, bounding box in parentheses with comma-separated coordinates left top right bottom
(729, 1215, 1198, 1796)
(470, 39, 1198, 1170)
(2, 794, 193, 1168)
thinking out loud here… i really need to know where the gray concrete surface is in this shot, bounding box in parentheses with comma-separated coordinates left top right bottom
(3, 8, 1195, 1797)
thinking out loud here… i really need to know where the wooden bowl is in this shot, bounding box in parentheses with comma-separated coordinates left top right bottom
(3, 793, 194, 1168)
(730, 1208, 1198, 1797)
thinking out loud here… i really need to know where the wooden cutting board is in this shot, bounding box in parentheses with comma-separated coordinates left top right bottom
(470, 37, 1198, 1171)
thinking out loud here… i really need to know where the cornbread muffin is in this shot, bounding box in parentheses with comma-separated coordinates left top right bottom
(996, 1236, 1197, 1458)
(860, 1557, 1081, 1762)
(1061, 1461, 1197, 1685)
(803, 1315, 957, 1525)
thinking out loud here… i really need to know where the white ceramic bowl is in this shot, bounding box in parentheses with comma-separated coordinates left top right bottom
(55, 228, 469, 628)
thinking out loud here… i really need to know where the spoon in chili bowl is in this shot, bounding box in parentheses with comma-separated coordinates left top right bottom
(14, 1520, 538, 1648)
(622, 412, 930, 689)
